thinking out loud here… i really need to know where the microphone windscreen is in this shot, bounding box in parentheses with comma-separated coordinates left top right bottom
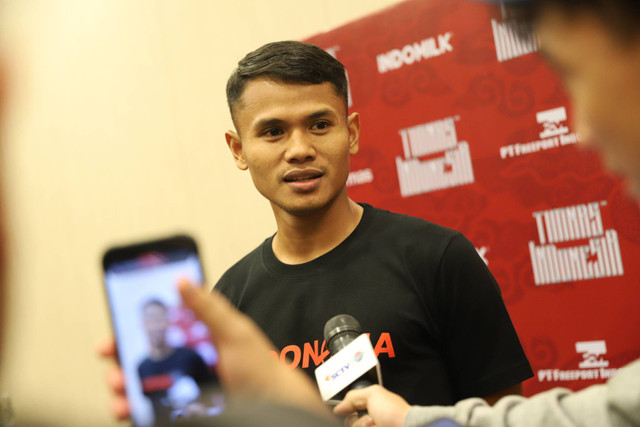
(324, 314, 362, 355)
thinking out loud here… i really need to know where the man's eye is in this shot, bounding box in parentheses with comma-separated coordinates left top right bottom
(262, 128, 283, 137)
(312, 121, 330, 130)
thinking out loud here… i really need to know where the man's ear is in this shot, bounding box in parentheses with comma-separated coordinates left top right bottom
(226, 130, 248, 170)
(347, 112, 360, 155)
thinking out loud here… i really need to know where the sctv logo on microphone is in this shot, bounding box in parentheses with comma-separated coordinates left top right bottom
(324, 352, 365, 382)
(315, 338, 382, 402)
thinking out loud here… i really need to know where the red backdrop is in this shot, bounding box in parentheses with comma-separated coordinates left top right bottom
(305, 0, 640, 397)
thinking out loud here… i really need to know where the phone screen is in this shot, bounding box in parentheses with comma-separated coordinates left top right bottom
(103, 236, 224, 427)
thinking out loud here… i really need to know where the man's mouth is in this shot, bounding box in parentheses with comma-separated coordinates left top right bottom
(283, 169, 324, 183)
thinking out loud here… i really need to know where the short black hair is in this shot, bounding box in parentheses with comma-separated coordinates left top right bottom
(226, 41, 349, 125)
(505, 0, 640, 41)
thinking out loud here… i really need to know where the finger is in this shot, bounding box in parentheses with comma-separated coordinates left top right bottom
(178, 279, 245, 340)
(352, 415, 375, 427)
(110, 395, 131, 420)
(333, 389, 371, 415)
(96, 337, 117, 358)
(106, 365, 126, 394)
(343, 412, 358, 427)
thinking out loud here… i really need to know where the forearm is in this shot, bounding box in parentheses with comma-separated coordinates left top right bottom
(404, 385, 609, 427)
(482, 383, 523, 406)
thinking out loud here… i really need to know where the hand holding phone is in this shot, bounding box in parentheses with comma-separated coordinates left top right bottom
(102, 235, 224, 427)
(177, 280, 333, 419)
(101, 235, 332, 425)
(97, 338, 130, 420)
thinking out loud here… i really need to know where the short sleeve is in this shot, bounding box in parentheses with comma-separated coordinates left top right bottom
(436, 233, 533, 400)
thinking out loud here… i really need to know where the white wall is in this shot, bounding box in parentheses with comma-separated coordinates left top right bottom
(0, 0, 404, 425)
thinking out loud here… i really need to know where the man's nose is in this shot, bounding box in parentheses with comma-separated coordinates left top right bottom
(284, 130, 317, 163)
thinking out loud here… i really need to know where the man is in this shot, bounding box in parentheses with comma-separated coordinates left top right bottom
(136, 299, 219, 422)
(329, 0, 640, 425)
(103, 40, 532, 417)
(215, 39, 531, 406)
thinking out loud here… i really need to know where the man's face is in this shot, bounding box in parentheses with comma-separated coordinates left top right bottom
(143, 304, 169, 348)
(537, 7, 640, 197)
(226, 78, 359, 216)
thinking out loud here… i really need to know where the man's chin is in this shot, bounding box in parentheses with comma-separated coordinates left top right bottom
(275, 199, 328, 216)
(284, 205, 325, 216)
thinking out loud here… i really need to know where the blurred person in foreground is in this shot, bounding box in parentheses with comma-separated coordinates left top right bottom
(329, 0, 640, 425)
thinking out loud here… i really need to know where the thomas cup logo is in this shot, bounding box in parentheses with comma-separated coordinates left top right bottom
(395, 116, 474, 197)
(528, 201, 624, 286)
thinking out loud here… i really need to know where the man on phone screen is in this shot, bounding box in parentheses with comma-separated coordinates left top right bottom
(137, 298, 219, 422)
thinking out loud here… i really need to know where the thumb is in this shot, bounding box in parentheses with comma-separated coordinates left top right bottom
(177, 279, 239, 341)
(333, 388, 372, 415)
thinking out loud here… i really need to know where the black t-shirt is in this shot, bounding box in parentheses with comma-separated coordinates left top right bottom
(138, 347, 217, 421)
(215, 204, 533, 405)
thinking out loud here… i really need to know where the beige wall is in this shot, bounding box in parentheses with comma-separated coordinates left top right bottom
(0, 0, 403, 425)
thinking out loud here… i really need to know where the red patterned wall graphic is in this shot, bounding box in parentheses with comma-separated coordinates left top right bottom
(305, 0, 640, 397)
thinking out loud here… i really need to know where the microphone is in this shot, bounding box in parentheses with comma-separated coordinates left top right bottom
(314, 314, 382, 403)
(324, 315, 374, 391)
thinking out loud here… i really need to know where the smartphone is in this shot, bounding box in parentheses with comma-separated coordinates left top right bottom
(102, 235, 224, 427)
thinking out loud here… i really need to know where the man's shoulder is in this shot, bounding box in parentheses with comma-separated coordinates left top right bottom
(366, 204, 461, 242)
(361, 205, 481, 276)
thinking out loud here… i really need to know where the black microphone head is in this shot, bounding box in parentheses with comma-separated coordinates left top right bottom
(324, 314, 362, 355)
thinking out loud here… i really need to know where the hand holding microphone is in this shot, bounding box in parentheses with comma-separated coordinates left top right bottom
(323, 314, 381, 393)
(333, 385, 411, 427)
(316, 314, 384, 422)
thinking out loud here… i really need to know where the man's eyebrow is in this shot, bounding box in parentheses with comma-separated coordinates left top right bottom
(253, 118, 285, 129)
(307, 109, 334, 120)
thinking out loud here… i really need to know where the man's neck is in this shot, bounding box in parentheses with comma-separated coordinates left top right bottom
(271, 196, 364, 265)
